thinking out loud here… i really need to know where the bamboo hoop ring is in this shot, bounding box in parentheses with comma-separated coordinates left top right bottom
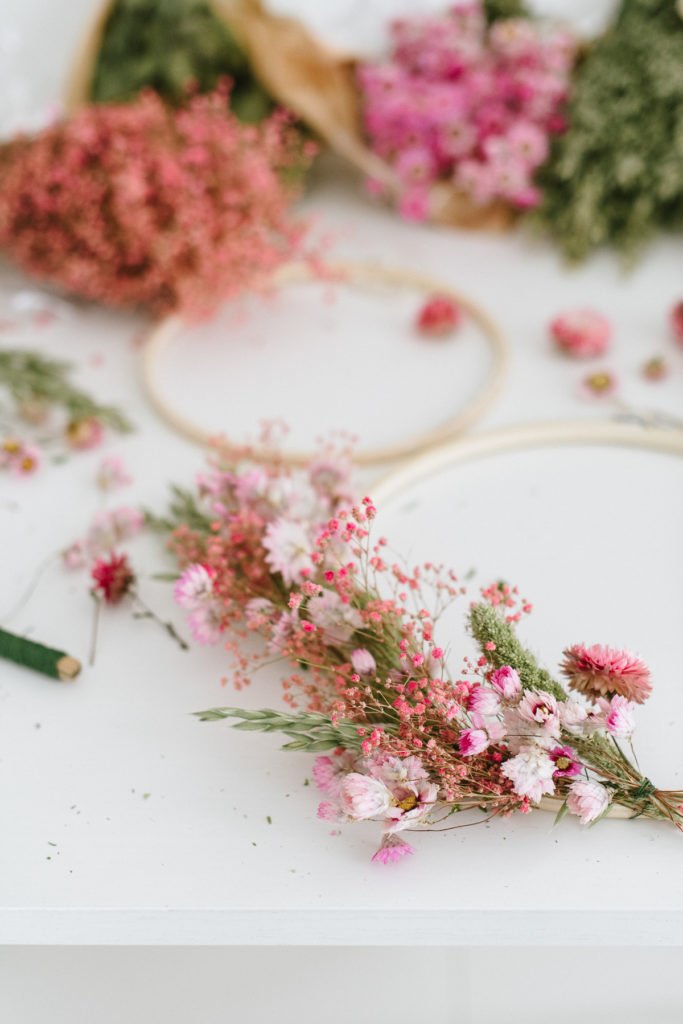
(140, 260, 508, 467)
(373, 417, 683, 820)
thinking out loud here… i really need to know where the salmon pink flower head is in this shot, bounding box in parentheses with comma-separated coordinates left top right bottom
(566, 779, 611, 825)
(489, 665, 521, 699)
(416, 295, 462, 338)
(91, 552, 135, 605)
(561, 643, 652, 705)
(550, 309, 612, 359)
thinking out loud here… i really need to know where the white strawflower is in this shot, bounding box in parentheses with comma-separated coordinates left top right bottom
(501, 746, 556, 803)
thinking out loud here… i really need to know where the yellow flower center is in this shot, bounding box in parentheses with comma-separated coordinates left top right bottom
(397, 793, 418, 812)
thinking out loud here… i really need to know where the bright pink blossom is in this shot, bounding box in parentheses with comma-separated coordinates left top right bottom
(372, 834, 415, 864)
(459, 728, 489, 756)
(490, 665, 521, 699)
(550, 309, 612, 359)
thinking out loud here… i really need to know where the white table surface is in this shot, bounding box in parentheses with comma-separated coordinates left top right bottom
(1, 0, 683, 949)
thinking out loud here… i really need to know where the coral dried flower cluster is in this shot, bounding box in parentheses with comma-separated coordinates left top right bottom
(0, 85, 313, 315)
(159, 440, 682, 863)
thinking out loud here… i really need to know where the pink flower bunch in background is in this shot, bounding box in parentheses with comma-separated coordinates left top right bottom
(0, 84, 313, 315)
(357, 3, 576, 219)
(160, 439, 682, 862)
(550, 309, 612, 359)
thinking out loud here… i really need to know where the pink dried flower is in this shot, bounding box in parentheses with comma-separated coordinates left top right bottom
(0, 86, 310, 316)
(96, 455, 132, 491)
(467, 685, 500, 716)
(416, 295, 462, 338)
(489, 665, 521, 699)
(566, 779, 610, 825)
(641, 356, 669, 381)
(91, 552, 135, 605)
(2, 438, 42, 475)
(601, 694, 636, 738)
(561, 643, 652, 705)
(263, 519, 312, 585)
(670, 301, 683, 346)
(550, 310, 612, 359)
(62, 540, 87, 570)
(308, 589, 362, 644)
(187, 604, 223, 645)
(516, 689, 561, 737)
(459, 728, 489, 757)
(87, 506, 144, 554)
(339, 773, 392, 820)
(385, 778, 439, 832)
(174, 563, 215, 610)
(372, 834, 415, 865)
(351, 648, 377, 675)
(65, 417, 104, 451)
(548, 744, 582, 779)
(501, 746, 555, 803)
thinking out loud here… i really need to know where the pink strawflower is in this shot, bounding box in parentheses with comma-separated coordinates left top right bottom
(490, 665, 521, 699)
(187, 604, 223, 645)
(3, 439, 42, 475)
(96, 455, 132, 491)
(501, 746, 555, 803)
(561, 643, 652, 705)
(416, 295, 462, 338)
(467, 685, 501, 716)
(367, 754, 429, 785)
(65, 417, 104, 451)
(372, 834, 415, 864)
(339, 773, 392, 820)
(516, 689, 561, 737)
(670, 301, 683, 347)
(601, 694, 636, 738)
(174, 563, 215, 610)
(263, 518, 312, 585)
(385, 777, 439, 833)
(91, 552, 135, 605)
(550, 310, 612, 359)
(567, 779, 611, 825)
(549, 744, 582, 779)
(317, 801, 341, 822)
(459, 727, 489, 756)
(351, 648, 377, 675)
(307, 589, 362, 644)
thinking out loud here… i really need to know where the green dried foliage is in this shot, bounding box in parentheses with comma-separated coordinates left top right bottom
(90, 0, 274, 122)
(0, 349, 132, 432)
(468, 603, 567, 700)
(536, 0, 683, 262)
(484, 0, 528, 22)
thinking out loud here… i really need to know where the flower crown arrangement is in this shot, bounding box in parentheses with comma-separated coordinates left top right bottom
(357, 2, 577, 225)
(153, 432, 682, 864)
(0, 349, 131, 476)
(0, 85, 312, 316)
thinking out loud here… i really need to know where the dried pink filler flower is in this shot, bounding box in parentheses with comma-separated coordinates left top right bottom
(550, 309, 612, 358)
(561, 643, 653, 705)
(371, 834, 415, 865)
(416, 295, 461, 337)
(670, 301, 683, 347)
(0, 85, 312, 316)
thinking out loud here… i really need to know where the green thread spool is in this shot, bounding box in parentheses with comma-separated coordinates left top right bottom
(0, 628, 81, 681)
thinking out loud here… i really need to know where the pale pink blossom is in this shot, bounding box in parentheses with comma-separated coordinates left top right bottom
(307, 589, 362, 644)
(317, 801, 341, 822)
(87, 506, 144, 553)
(601, 694, 636, 738)
(384, 779, 439, 833)
(351, 648, 377, 675)
(516, 689, 561, 738)
(560, 697, 590, 734)
(459, 728, 489, 756)
(550, 309, 612, 359)
(187, 604, 222, 645)
(62, 540, 87, 570)
(501, 746, 556, 803)
(467, 685, 501, 716)
(490, 665, 521, 699)
(567, 780, 611, 824)
(96, 455, 132, 491)
(173, 563, 214, 609)
(263, 518, 312, 585)
(339, 773, 393, 820)
(244, 597, 275, 629)
(367, 754, 428, 786)
(312, 752, 357, 796)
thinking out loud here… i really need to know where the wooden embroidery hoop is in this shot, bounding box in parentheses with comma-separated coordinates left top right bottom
(373, 417, 683, 820)
(141, 260, 508, 467)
